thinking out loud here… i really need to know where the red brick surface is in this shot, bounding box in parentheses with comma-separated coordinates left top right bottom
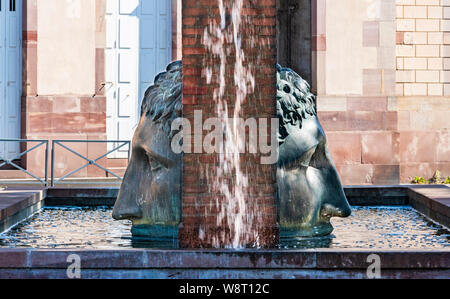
(180, 0, 278, 248)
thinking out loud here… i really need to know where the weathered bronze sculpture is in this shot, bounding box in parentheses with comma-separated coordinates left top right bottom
(112, 61, 182, 240)
(112, 61, 351, 242)
(276, 64, 351, 239)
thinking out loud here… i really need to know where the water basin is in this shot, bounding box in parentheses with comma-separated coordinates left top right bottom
(0, 206, 448, 249)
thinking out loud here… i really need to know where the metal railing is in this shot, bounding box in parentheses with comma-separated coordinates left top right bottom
(0, 139, 49, 186)
(51, 140, 131, 186)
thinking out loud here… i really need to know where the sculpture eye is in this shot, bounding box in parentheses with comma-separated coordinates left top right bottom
(146, 154, 163, 172)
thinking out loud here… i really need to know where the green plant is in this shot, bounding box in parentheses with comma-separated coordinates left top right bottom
(431, 170, 442, 184)
(411, 170, 450, 185)
(412, 176, 429, 184)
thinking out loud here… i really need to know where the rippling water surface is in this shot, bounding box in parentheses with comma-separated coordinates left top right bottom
(0, 206, 448, 249)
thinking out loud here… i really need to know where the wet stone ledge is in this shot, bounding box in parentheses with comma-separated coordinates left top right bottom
(408, 185, 450, 228)
(44, 187, 119, 206)
(344, 186, 409, 206)
(0, 249, 448, 279)
(0, 188, 46, 233)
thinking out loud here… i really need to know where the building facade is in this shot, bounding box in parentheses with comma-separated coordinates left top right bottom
(0, 0, 448, 184)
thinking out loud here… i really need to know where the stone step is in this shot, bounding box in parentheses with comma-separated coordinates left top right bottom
(106, 167, 127, 177)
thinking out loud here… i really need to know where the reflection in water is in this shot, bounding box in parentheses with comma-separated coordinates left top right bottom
(0, 206, 448, 249)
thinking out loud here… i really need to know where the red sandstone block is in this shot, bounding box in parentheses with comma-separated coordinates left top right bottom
(361, 132, 398, 165)
(28, 113, 106, 134)
(400, 163, 438, 183)
(25, 97, 52, 113)
(326, 132, 362, 165)
(399, 131, 438, 163)
(318, 111, 384, 131)
(80, 96, 106, 113)
(52, 97, 81, 113)
(349, 111, 384, 131)
(317, 112, 347, 131)
(347, 97, 387, 112)
(335, 164, 375, 185)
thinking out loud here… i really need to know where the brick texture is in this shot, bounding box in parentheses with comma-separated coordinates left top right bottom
(180, 0, 278, 248)
(396, 0, 449, 96)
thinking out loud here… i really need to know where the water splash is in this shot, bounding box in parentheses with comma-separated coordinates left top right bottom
(202, 0, 259, 248)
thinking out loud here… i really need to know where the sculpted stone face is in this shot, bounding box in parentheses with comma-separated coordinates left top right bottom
(112, 61, 351, 241)
(276, 66, 351, 238)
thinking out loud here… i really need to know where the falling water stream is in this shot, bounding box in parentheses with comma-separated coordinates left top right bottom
(203, 0, 258, 248)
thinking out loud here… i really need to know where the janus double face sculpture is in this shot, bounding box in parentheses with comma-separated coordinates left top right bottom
(112, 61, 351, 242)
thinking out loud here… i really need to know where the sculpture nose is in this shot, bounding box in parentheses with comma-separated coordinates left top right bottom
(320, 203, 351, 218)
(112, 205, 142, 220)
(112, 186, 143, 220)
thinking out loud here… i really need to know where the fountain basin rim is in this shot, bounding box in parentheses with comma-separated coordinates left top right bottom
(0, 247, 449, 269)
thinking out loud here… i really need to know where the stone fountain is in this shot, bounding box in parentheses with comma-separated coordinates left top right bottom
(113, 0, 351, 248)
(112, 61, 351, 247)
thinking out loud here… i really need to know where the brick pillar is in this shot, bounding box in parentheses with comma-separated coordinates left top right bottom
(179, 0, 279, 248)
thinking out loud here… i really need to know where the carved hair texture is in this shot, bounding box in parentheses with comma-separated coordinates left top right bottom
(141, 60, 183, 137)
(140, 61, 317, 143)
(276, 64, 317, 145)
